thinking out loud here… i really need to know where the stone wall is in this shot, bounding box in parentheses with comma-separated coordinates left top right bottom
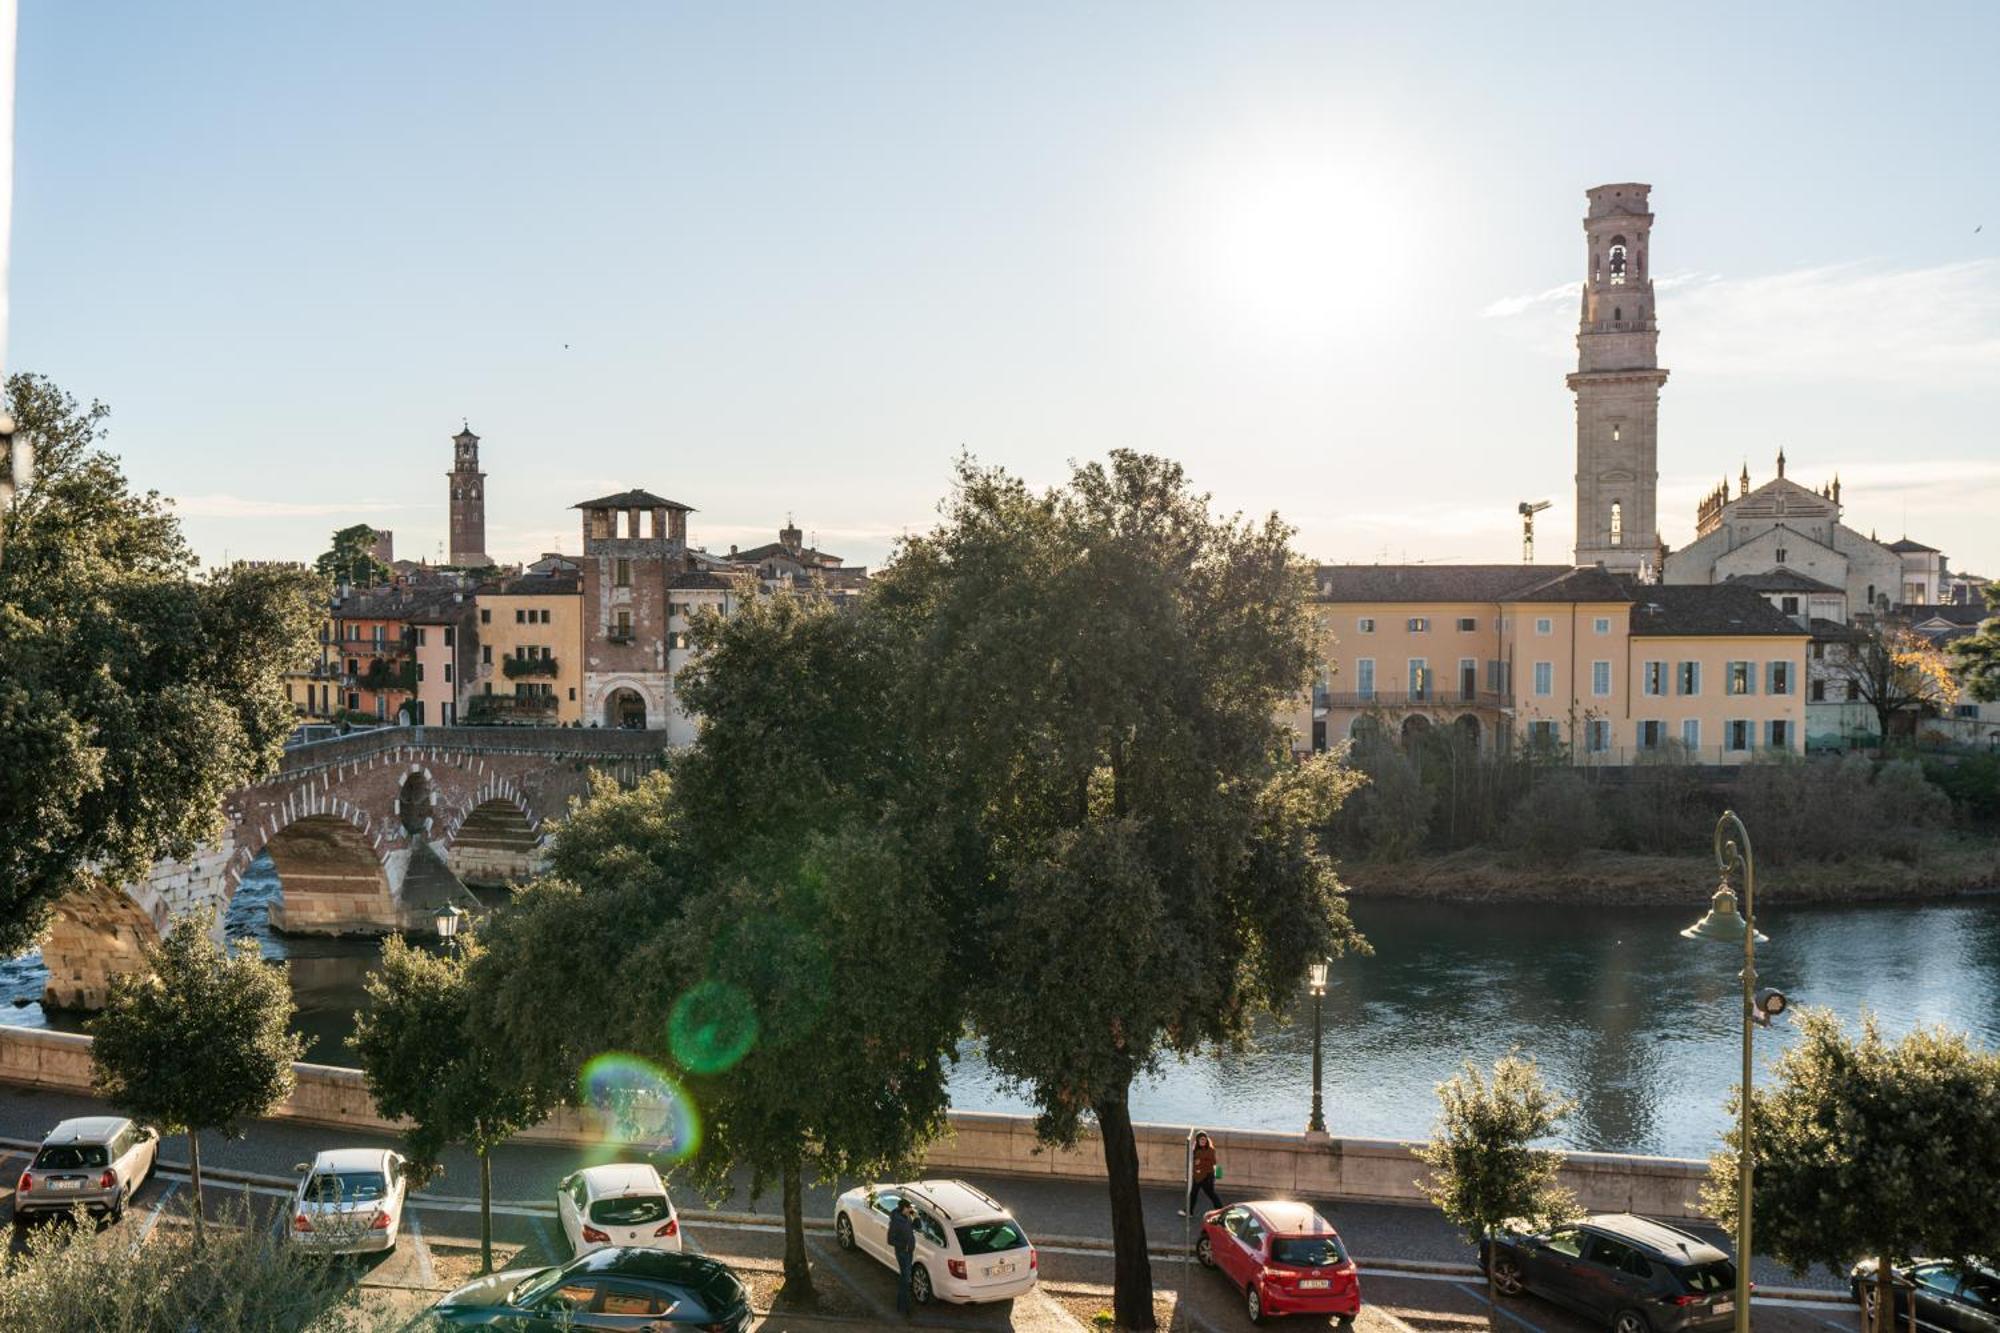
(0, 1026, 1707, 1219)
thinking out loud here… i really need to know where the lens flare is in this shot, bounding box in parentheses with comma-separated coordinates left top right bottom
(669, 979, 759, 1075)
(578, 1053, 701, 1161)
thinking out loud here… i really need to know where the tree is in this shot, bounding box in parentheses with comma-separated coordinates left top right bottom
(871, 453, 1368, 1327)
(314, 523, 389, 589)
(352, 934, 544, 1274)
(88, 909, 304, 1237)
(1949, 584, 2000, 703)
(1704, 1009, 2000, 1333)
(0, 372, 322, 957)
(1837, 624, 1958, 742)
(1415, 1054, 1579, 1330)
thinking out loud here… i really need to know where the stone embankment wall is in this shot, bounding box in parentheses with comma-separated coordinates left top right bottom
(0, 1026, 1705, 1219)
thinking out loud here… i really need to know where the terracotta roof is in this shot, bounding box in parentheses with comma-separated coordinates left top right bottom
(668, 570, 737, 590)
(1903, 603, 1989, 627)
(1809, 617, 1870, 643)
(1626, 584, 1808, 637)
(734, 541, 844, 566)
(1723, 570, 1844, 594)
(573, 489, 694, 511)
(478, 574, 580, 597)
(1313, 564, 1629, 604)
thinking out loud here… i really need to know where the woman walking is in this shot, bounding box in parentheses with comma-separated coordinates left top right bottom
(1183, 1130, 1222, 1216)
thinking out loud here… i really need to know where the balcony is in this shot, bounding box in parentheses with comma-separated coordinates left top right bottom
(605, 629, 634, 644)
(466, 692, 559, 725)
(358, 659, 418, 693)
(502, 655, 560, 679)
(1320, 688, 1508, 710)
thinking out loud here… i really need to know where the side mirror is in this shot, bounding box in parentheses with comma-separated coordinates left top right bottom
(146, 1128, 159, 1141)
(293, 1163, 309, 1175)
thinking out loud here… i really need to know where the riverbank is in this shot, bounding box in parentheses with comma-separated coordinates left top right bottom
(1340, 838, 2000, 905)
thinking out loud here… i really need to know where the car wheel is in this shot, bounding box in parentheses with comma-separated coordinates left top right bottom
(911, 1263, 935, 1306)
(1613, 1309, 1650, 1333)
(1246, 1282, 1267, 1325)
(1490, 1255, 1525, 1296)
(1195, 1234, 1215, 1268)
(835, 1212, 855, 1251)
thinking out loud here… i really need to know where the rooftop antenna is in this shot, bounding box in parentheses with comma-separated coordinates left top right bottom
(1518, 499, 1552, 563)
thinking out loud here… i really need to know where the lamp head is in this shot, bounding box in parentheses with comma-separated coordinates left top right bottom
(1680, 881, 1767, 945)
(434, 904, 464, 940)
(1307, 960, 1329, 994)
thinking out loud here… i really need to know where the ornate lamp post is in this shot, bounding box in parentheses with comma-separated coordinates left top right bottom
(1305, 959, 1330, 1140)
(434, 904, 465, 953)
(1680, 810, 1787, 1333)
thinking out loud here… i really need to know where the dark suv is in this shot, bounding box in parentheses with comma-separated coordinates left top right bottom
(1481, 1213, 1738, 1333)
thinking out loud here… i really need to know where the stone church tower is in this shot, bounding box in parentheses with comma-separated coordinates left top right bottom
(447, 424, 490, 567)
(1569, 183, 1668, 573)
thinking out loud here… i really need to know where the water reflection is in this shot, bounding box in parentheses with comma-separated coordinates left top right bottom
(5, 870, 1996, 1157)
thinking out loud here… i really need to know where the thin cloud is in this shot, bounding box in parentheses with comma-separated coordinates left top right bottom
(170, 494, 424, 518)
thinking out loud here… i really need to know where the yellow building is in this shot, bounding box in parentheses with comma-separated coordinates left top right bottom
(470, 574, 585, 725)
(1301, 566, 1807, 765)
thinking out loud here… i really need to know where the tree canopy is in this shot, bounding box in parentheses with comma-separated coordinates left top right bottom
(0, 373, 322, 956)
(1949, 584, 2000, 703)
(1837, 624, 1958, 740)
(89, 909, 304, 1232)
(314, 523, 390, 589)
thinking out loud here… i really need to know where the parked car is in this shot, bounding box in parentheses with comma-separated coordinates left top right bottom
(556, 1163, 682, 1257)
(14, 1116, 159, 1225)
(1194, 1200, 1361, 1325)
(1481, 1213, 1739, 1333)
(832, 1178, 1038, 1306)
(427, 1247, 752, 1330)
(1850, 1257, 2000, 1333)
(287, 1147, 409, 1254)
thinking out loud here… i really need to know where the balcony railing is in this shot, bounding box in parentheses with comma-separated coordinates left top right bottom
(502, 655, 560, 678)
(1320, 688, 1509, 710)
(606, 629, 634, 644)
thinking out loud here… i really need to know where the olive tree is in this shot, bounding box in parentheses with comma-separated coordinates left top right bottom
(1415, 1054, 1579, 1329)
(89, 909, 305, 1236)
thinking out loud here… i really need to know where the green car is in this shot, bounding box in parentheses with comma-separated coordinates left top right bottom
(423, 1247, 751, 1330)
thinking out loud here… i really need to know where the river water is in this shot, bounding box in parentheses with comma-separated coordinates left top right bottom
(6, 864, 1996, 1159)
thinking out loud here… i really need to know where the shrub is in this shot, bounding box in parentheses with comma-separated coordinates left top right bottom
(1330, 737, 1434, 861)
(1502, 771, 1604, 864)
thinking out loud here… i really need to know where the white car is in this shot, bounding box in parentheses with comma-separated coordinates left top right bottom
(833, 1178, 1038, 1306)
(556, 1163, 683, 1257)
(288, 1148, 408, 1254)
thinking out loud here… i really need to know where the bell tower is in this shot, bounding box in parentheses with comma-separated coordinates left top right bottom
(1569, 183, 1668, 572)
(448, 423, 491, 567)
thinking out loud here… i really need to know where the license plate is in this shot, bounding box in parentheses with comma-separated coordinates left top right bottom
(1299, 1279, 1331, 1289)
(987, 1262, 1015, 1277)
(50, 1179, 79, 1191)
(1714, 1301, 1734, 1315)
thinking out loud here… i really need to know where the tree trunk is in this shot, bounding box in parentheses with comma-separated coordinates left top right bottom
(1874, 1257, 1891, 1333)
(1486, 1226, 1499, 1332)
(188, 1131, 204, 1243)
(479, 1150, 493, 1274)
(781, 1156, 813, 1295)
(1095, 1087, 1155, 1330)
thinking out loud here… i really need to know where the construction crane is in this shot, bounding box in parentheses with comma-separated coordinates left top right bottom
(1518, 500, 1551, 563)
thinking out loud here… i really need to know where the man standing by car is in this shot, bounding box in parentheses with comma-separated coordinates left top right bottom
(889, 1198, 919, 1317)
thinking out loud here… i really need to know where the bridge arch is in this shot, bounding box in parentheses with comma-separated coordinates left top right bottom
(237, 804, 402, 936)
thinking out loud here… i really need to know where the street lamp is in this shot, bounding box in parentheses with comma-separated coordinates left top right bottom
(1305, 959, 1330, 1140)
(434, 904, 465, 952)
(1680, 810, 1785, 1333)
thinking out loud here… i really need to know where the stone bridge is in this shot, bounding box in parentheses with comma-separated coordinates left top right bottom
(41, 727, 665, 1009)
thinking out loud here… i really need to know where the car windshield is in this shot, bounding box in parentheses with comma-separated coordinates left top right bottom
(33, 1145, 108, 1170)
(1272, 1235, 1347, 1267)
(509, 1266, 566, 1307)
(1677, 1260, 1737, 1294)
(306, 1171, 388, 1204)
(955, 1221, 1029, 1256)
(589, 1194, 671, 1226)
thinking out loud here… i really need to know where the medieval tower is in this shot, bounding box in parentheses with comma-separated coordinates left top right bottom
(1569, 183, 1668, 573)
(447, 424, 490, 567)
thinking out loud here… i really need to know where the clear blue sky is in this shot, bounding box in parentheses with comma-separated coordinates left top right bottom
(12, 3, 1999, 574)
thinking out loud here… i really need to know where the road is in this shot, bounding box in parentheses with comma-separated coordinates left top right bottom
(0, 1083, 1857, 1331)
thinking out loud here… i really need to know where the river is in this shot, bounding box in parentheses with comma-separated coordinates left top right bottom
(6, 862, 1996, 1159)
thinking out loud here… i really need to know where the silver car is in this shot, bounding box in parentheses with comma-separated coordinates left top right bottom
(15, 1116, 160, 1223)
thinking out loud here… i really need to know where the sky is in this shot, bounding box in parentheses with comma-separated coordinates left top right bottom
(10, 3, 2000, 575)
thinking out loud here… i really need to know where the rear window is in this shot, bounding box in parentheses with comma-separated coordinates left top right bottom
(1676, 1260, 1737, 1294)
(955, 1221, 1029, 1256)
(33, 1145, 108, 1170)
(693, 1266, 747, 1315)
(590, 1194, 672, 1227)
(1272, 1235, 1348, 1267)
(306, 1171, 388, 1204)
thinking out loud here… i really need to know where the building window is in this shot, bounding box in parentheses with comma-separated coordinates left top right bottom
(1594, 617, 1611, 635)
(1682, 718, 1700, 750)
(347, 658, 359, 676)
(1768, 660, 1793, 695)
(1639, 720, 1665, 750)
(1409, 659, 1430, 700)
(1527, 720, 1560, 749)
(1727, 720, 1751, 752)
(616, 559, 631, 588)
(1610, 501, 1623, 547)
(414, 627, 427, 647)
(1592, 661, 1611, 696)
(1781, 596, 1799, 615)
(444, 663, 453, 683)
(1775, 548, 1788, 565)
(1357, 617, 1375, 634)
(1727, 661, 1756, 695)
(1356, 659, 1375, 699)
(1677, 661, 1701, 696)
(1587, 719, 1611, 753)
(416, 663, 425, 683)
(569, 687, 577, 701)
(616, 610, 632, 636)
(1407, 617, 1429, 633)
(1533, 661, 1553, 696)
(1535, 617, 1552, 635)
(1810, 678, 1826, 702)
(481, 645, 491, 664)
(1459, 659, 1478, 701)
(1768, 720, 1791, 749)
(1608, 238, 1627, 284)
(1457, 617, 1476, 632)
(480, 609, 490, 624)
(1643, 661, 1667, 696)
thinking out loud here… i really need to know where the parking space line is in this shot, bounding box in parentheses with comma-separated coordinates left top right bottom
(405, 1207, 436, 1288)
(1368, 1304, 1426, 1333)
(135, 1181, 179, 1248)
(1453, 1281, 1550, 1333)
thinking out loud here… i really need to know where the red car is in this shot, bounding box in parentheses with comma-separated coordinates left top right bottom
(1194, 1200, 1361, 1325)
